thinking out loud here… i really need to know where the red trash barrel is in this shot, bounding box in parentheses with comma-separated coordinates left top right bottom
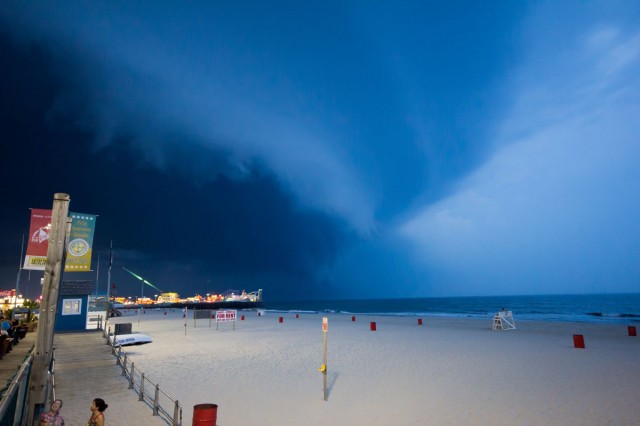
(418, 318, 423, 325)
(573, 334, 585, 349)
(352, 316, 356, 322)
(628, 326, 637, 336)
(279, 316, 283, 323)
(193, 403, 217, 425)
(370, 322, 376, 331)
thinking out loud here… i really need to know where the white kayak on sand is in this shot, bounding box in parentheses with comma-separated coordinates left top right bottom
(110, 333, 153, 346)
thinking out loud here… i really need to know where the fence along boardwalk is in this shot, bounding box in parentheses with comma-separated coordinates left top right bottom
(53, 331, 168, 425)
(0, 332, 35, 388)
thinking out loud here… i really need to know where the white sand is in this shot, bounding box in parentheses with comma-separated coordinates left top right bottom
(105, 309, 640, 426)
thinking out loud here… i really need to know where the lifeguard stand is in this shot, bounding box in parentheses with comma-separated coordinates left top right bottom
(492, 311, 516, 330)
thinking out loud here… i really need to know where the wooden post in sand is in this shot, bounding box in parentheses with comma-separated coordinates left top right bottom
(26, 193, 71, 424)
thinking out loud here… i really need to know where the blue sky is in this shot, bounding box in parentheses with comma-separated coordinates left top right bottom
(1, 1, 638, 299)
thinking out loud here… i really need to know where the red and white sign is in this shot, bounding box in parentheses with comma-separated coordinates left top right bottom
(23, 209, 53, 270)
(322, 317, 328, 333)
(216, 310, 237, 322)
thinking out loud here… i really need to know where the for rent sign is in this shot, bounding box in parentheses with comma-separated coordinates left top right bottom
(216, 310, 237, 322)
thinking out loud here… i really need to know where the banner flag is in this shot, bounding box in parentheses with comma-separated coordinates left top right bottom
(23, 209, 53, 270)
(65, 212, 98, 272)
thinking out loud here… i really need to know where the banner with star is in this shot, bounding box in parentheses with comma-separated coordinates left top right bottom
(65, 212, 98, 272)
(22, 209, 98, 271)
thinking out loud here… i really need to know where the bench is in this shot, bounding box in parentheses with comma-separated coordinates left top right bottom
(9, 327, 21, 344)
(0, 335, 14, 359)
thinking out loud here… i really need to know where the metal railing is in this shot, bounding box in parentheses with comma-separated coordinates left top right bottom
(0, 352, 33, 425)
(87, 313, 104, 330)
(103, 327, 182, 426)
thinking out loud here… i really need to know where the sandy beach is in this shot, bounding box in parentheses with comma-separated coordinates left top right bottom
(104, 309, 640, 426)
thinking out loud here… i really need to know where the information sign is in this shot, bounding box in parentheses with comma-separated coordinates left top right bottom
(216, 310, 237, 322)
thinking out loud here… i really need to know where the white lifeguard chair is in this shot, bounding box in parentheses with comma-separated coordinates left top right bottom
(492, 310, 516, 330)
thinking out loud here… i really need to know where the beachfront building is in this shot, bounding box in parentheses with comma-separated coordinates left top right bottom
(54, 280, 94, 331)
(157, 292, 180, 303)
(0, 289, 26, 313)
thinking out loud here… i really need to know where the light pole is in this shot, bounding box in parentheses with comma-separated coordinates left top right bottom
(104, 240, 113, 330)
(12, 235, 25, 321)
(138, 279, 143, 325)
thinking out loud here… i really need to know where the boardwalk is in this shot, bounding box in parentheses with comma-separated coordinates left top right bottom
(0, 332, 35, 388)
(53, 331, 168, 425)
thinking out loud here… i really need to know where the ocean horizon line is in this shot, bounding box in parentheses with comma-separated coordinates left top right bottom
(263, 293, 640, 325)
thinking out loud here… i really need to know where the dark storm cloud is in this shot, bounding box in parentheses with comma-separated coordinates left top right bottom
(2, 1, 639, 300)
(0, 31, 352, 299)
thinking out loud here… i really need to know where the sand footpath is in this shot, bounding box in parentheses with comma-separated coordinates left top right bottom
(105, 310, 640, 425)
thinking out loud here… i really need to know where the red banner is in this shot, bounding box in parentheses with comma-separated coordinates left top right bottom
(23, 209, 53, 270)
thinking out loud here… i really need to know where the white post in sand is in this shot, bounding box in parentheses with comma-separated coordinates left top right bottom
(321, 317, 328, 401)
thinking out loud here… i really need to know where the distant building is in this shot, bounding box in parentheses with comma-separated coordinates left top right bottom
(0, 289, 27, 313)
(157, 292, 180, 303)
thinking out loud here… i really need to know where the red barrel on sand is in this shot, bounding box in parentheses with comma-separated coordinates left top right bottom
(370, 322, 377, 331)
(573, 334, 585, 349)
(193, 403, 217, 425)
(629, 326, 637, 336)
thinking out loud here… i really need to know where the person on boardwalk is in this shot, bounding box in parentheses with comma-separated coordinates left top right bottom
(87, 398, 108, 426)
(40, 399, 64, 426)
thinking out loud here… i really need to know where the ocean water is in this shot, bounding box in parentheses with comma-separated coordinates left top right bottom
(265, 293, 640, 324)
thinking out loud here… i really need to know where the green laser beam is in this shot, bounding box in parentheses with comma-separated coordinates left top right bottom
(122, 267, 164, 292)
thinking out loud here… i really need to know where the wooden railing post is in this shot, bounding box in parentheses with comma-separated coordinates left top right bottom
(153, 384, 160, 416)
(139, 373, 145, 401)
(173, 400, 180, 426)
(122, 353, 127, 375)
(129, 363, 135, 389)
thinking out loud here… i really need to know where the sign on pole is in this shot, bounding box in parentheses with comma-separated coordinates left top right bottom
(65, 212, 98, 272)
(215, 310, 237, 330)
(23, 209, 52, 270)
(321, 317, 328, 401)
(23, 209, 98, 272)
